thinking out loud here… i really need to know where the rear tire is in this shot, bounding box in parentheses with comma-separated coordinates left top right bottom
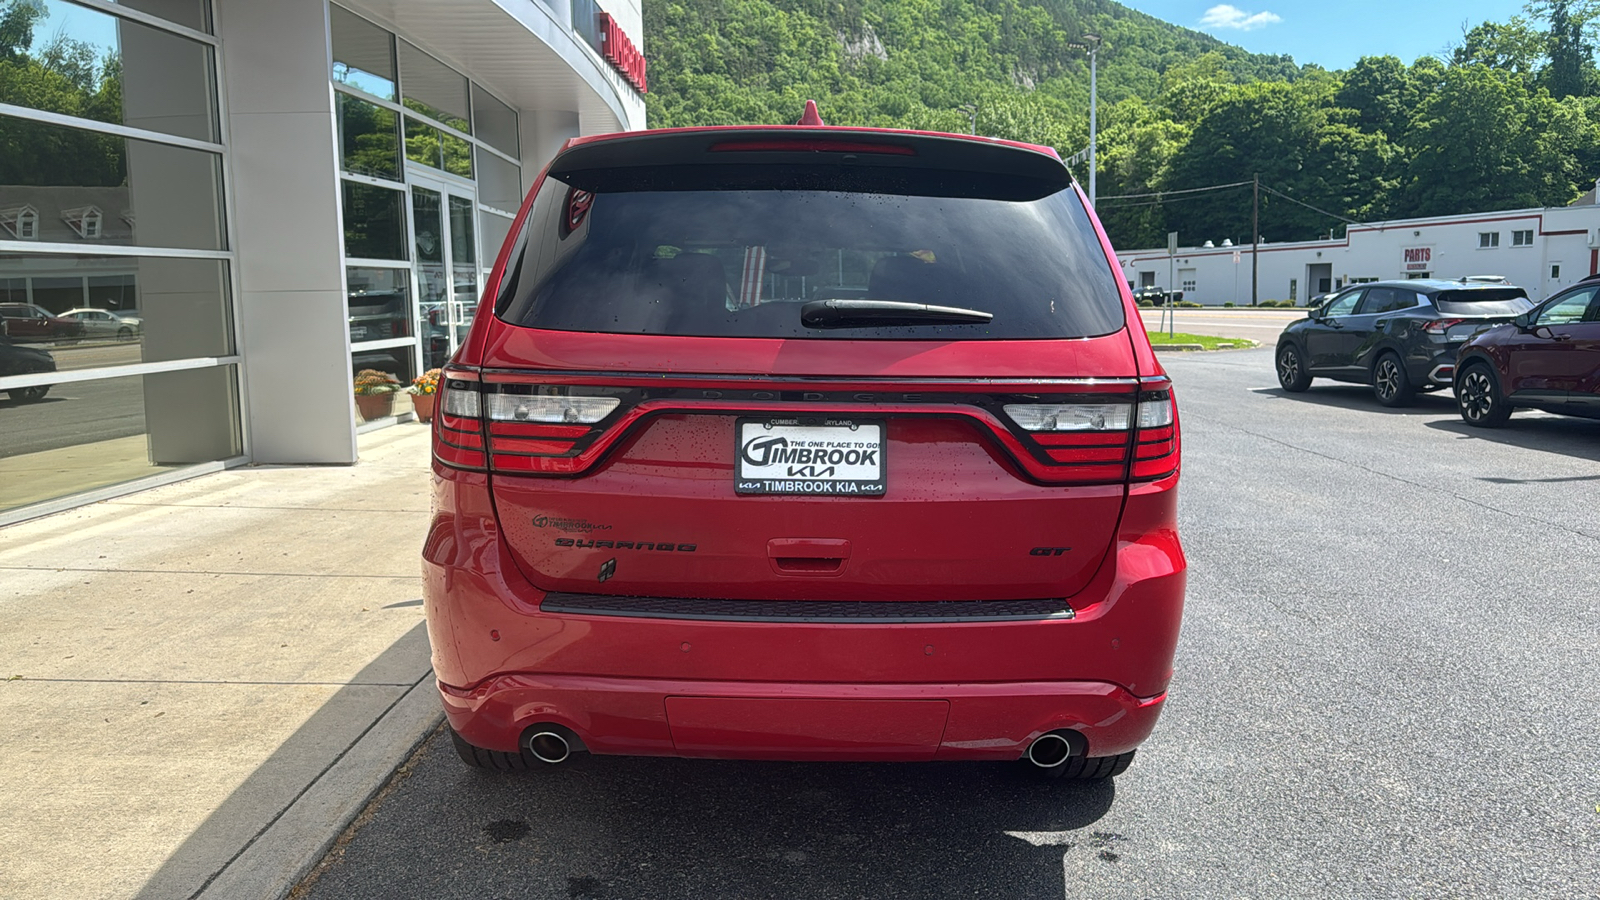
(1457, 362, 1512, 427)
(1033, 750, 1137, 781)
(1276, 344, 1311, 392)
(8, 385, 49, 403)
(449, 727, 537, 772)
(1372, 353, 1415, 407)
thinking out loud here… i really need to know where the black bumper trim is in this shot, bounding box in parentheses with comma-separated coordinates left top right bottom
(538, 592, 1076, 623)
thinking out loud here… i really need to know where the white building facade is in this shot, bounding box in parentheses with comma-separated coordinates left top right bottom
(1, 0, 647, 522)
(1115, 203, 1600, 306)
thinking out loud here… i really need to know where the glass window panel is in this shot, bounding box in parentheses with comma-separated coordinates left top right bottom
(475, 148, 521, 213)
(0, 115, 226, 251)
(448, 196, 476, 267)
(109, 0, 211, 32)
(341, 181, 407, 260)
(337, 93, 402, 181)
(352, 348, 414, 423)
(479, 209, 512, 268)
(0, 365, 240, 513)
(0, 254, 233, 363)
(330, 5, 396, 101)
(0, 0, 216, 141)
(403, 117, 441, 170)
(346, 266, 412, 344)
(441, 130, 473, 179)
(448, 195, 477, 353)
(471, 84, 518, 156)
(398, 40, 470, 133)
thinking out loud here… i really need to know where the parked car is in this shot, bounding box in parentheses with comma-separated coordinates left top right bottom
(0, 303, 85, 342)
(1274, 279, 1534, 406)
(424, 110, 1185, 781)
(61, 308, 143, 339)
(0, 331, 56, 402)
(1454, 276, 1600, 426)
(1133, 285, 1181, 305)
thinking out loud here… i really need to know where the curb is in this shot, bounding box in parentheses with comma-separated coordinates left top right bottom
(194, 675, 443, 900)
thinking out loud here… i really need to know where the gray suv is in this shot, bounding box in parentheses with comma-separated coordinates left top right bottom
(1274, 279, 1533, 406)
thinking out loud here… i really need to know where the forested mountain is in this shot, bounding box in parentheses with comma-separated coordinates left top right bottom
(644, 0, 1600, 248)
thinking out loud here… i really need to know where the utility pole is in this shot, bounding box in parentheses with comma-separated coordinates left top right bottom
(1251, 173, 1260, 307)
(959, 103, 977, 135)
(1068, 33, 1102, 205)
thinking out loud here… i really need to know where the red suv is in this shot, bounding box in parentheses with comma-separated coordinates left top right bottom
(1455, 276, 1600, 426)
(424, 113, 1186, 780)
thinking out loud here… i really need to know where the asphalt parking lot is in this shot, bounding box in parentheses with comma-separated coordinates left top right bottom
(295, 347, 1600, 899)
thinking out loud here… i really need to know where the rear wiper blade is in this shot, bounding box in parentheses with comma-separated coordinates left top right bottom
(800, 298, 994, 329)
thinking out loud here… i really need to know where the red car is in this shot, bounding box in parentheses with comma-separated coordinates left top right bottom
(424, 108, 1186, 780)
(1455, 276, 1600, 426)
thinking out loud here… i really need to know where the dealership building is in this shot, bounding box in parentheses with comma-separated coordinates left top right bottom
(0, 0, 647, 522)
(1116, 199, 1600, 306)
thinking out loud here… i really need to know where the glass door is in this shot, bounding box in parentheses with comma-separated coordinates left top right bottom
(408, 173, 479, 371)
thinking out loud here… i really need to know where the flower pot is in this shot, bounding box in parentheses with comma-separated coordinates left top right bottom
(355, 392, 395, 421)
(411, 392, 437, 422)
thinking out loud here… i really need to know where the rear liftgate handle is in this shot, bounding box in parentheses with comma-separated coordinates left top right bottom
(768, 538, 851, 576)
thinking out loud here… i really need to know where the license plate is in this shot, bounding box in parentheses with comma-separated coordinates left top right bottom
(735, 418, 886, 496)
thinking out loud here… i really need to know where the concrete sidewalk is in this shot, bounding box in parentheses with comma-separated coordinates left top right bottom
(0, 424, 441, 900)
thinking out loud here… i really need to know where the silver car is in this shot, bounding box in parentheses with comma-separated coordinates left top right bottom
(61, 308, 142, 340)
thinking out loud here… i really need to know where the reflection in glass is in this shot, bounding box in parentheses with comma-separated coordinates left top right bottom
(351, 349, 414, 423)
(0, 115, 226, 251)
(346, 266, 412, 344)
(441, 129, 473, 179)
(0, 254, 233, 366)
(475, 148, 521, 213)
(0, 0, 216, 141)
(0, 366, 241, 513)
(448, 194, 478, 355)
(403, 117, 472, 177)
(341, 181, 407, 260)
(479, 210, 513, 270)
(412, 187, 451, 370)
(331, 4, 396, 101)
(110, 0, 211, 32)
(398, 41, 470, 133)
(337, 93, 402, 181)
(471, 84, 518, 156)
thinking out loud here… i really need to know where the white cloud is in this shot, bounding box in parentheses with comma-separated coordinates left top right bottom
(1199, 4, 1282, 31)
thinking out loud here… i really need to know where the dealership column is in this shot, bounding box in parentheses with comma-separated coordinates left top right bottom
(218, 0, 358, 464)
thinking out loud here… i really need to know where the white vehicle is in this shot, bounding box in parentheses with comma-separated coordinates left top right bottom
(61, 308, 142, 339)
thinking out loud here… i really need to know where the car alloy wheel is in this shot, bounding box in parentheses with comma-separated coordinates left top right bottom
(1457, 365, 1510, 427)
(1276, 345, 1310, 392)
(1372, 354, 1414, 407)
(1375, 359, 1400, 400)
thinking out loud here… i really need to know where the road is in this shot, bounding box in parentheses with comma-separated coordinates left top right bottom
(1137, 307, 1302, 343)
(0, 375, 146, 457)
(295, 348, 1600, 899)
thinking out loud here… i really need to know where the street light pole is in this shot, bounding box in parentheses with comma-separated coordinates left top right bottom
(1069, 33, 1102, 206)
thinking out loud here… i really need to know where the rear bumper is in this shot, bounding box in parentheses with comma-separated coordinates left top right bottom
(440, 674, 1166, 761)
(423, 468, 1186, 762)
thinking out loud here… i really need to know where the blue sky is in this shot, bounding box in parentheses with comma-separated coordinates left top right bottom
(1118, 1, 1530, 70)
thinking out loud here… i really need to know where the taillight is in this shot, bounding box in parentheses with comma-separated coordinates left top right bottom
(1002, 387, 1178, 483)
(433, 371, 487, 470)
(432, 381, 632, 474)
(1130, 391, 1178, 481)
(1423, 318, 1464, 334)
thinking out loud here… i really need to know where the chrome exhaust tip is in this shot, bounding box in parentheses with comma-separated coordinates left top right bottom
(527, 730, 571, 765)
(1026, 733, 1073, 768)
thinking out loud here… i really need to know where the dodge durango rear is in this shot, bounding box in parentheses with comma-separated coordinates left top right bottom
(423, 113, 1187, 780)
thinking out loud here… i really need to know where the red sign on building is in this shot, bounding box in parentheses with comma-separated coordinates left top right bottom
(599, 13, 647, 93)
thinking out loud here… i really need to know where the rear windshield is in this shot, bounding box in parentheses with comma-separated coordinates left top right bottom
(496, 168, 1125, 340)
(1434, 288, 1532, 316)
